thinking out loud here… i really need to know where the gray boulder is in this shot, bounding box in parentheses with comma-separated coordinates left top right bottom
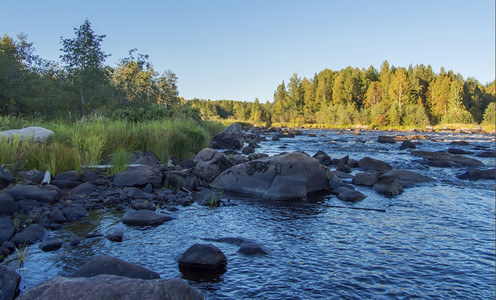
(39, 237, 63, 252)
(238, 242, 268, 256)
(313, 150, 332, 166)
(122, 210, 173, 227)
(63, 206, 89, 221)
(105, 231, 124, 242)
(193, 189, 217, 206)
(70, 182, 95, 195)
(353, 173, 380, 186)
(373, 178, 404, 196)
(179, 243, 227, 270)
(10, 224, 45, 246)
(400, 140, 416, 150)
(211, 152, 331, 201)
(17, 275, 204, 300)
(335, 187, 366, 201)
(16, 170, 44, 185)
(0, 168, 15, 190)
(71, 255, 160, 279)
(114, 165, 163, 188)
(357, 157, 393, 171)
(164, 170, 200, 191)
(0, 193, 17, 216)
(0, 126, 54, 142)
(377, 136, 396, 144)
(192, 148, 232, 183)
(411, 151, 484, 167)
(379, 169, 436, 188)
(53, 171, 80, 181)
(0, 265, 20, 300)
(457, 168, 495, 181)
(0, 216, 15, 243)
(211, 123, 245, 150)
(7, 185, 58, 203)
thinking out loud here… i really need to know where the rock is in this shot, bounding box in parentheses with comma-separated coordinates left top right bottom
(336, 161, 351, 173)
(0, 126, 54, 142)
(71, 255, 160, 279)
(131, 151, 165, 169)
(328, 180, 355, 194)
(81, 171, 99, 183)
(477, 151, 495, 158)
(144, 183, 153, 193)
(400, 140, 416, 150)
(248, 153, 269, 161)
(122, 210, 173, 227)
(379, 170, 436, 188)
(313, 150, 332, 166)
(7, 185, 58, 203)
(10, 224, 45, 246)
(193, 189, 217, 206)
(450, 140, 470, 146)
(114, 165, 163, 188)
(51, 180, 82, 189)
(179, 243, 227, 270)
(39, 237, 63, 252)
(164, 170, 200, 191)
(1, 241, 15, 252)
(242, 145, 255, 155)
(17, 275, 204, 300)
(54, 171, 80, 181)
(329, 171, 354, 179)
(48, 209, 67, 224)
(0, 216, 15, 243)
(0, 168, 15, 190)
(353, 173, 380, 186)
(335, 188, 366, 201)
(105, 231, 124, 242)
(192, 148, 233, 183)
(63, 206, 89, 221)
(377, 136, 396, 144)
(16, 170, 44, 185)
(0, 265, 20, 300)
(238, 242, 268, 255)
(211, 123, 245, 150)
(133, 200, 157, 211)
(373, 178, 404, 196)
(357, 157, 393, 171)
(0, 193, 17, 216)
(411, 151, 484, 167)
(211, 152, 331, 201)
(457, 168, 495, 181)
(447, 148, 473, 155)
(16, 199, 40, 213)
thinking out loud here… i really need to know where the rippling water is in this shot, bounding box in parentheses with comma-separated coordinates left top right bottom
(4, 130, 495, 299)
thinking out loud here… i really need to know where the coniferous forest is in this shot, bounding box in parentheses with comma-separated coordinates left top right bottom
(1, 20, 495, 129)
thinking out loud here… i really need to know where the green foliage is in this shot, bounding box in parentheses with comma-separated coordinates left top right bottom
(401, 104, 430, 127)
(482, 102, 495, 125)
(110, 148, 130, 175)
(441, 107, 475, 124)
(209, 189, 223, 207)
(110, 104, 170, 122)
(0, 135, 23, 166)
(15, 244, 28, 270)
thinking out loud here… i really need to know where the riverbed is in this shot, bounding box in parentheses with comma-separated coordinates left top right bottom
(3, 129, 495, 299)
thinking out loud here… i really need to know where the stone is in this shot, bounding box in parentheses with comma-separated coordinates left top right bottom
(357, 157, 393, 171)
(54, 171, 80, 181)
(10, 224, 45, 246)
(457, 168, 495, 181)
(211, 152, 331, 201)
(377, 136, 396, 144)
(242, 145, 255, 155)
(328, 180, 355, 194)
(51, 180, 82, 189)
(39, 237, 63, 252)
(0, 168, 15, 190)
(0, 216, 15, 243)
(447, 148, 473, 155)
(81, 171, 99, 183)
(105, 231, 124, 242)
(0, 265, 20, 300)
(193, 189, 217, 206)
(131, 151, 165, 169)
(48, 209, 67, 224)
(71, 255, 160, 279)
(70, 182, 96, 195)
(411, 151, 484, 167)
(114, 165, 163, 189)
(164, 170, 200, 191)
(477, 151, 495, 158)
(0, 126, 54, 142)
(335, 188, 366, 201)
(122, 210, 173, 227)
(16, 170, 44, 185)
(379, 170, 436, 188)
(17, 275, 204, 300)
(400, 140, 416, 150)
(7, 185, 58, 203)
(0, 193, 17, 216)
(373, 178, 404, 196)
(192, 148, 233, 183)
(238, 242, 268, 255)
(179, 243, 227, 270)
(313, 150, 332, 166)
(353, 173, 380, 186)
(63, 206, 89, 222)
(211, 123, 245, 150)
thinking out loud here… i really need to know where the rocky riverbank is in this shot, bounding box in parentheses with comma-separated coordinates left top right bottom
(0, 123, 494, 299)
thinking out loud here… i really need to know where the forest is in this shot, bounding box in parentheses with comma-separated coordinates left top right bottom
(1, 20, 495, 129)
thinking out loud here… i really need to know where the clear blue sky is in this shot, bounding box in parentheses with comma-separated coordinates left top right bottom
(1, 0, 494, 102)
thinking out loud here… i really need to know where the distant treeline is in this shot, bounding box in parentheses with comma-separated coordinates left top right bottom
(190, 63, 495, 127)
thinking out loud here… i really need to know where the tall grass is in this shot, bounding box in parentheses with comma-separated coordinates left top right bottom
(110, 147, 130, 175)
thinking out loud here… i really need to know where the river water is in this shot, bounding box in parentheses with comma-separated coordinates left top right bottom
(3, 129, 495, 299)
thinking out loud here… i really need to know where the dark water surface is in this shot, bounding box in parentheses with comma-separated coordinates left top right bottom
(4, 130, 495, 299)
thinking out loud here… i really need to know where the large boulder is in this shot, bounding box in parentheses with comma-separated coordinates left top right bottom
(379, 169, 436, 188)
(63, 205, 89, 221)
(210, 152, 331, 201)
(71, 255, 160, 279)
(357, 157, 393, 171)
(211, 123, 245, 150)
(411, 151, 484, 167)
(164, 170, 200, 191)
(0, 216, 15, 243)
(373, 178, 404, 196)
(353, 173, 380, 187)
(179, 243, 227, 270)
(0, 193, 17, 216)
(192, 148, 233, 183)
(10, 224, 45, 246)
(313, 150, 332, 166)
(114, 165, 163, 188)
(122, 210, 173, 227)
(457, 168, 495, 181)
(7, 185, 58, 203)
(16, 275, 204, 300)
(39, 237, 63, 252)
(377, 136, 396, 144)
(0, 126, 54, 142)
(0, 168, 15, 190)
(0, 265, 20, 300)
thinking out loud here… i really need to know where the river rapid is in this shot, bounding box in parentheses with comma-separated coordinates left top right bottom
(3, 129, 495, 299)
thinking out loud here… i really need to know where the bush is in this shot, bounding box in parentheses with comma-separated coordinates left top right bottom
(441, 107, 475, 124)
(402, 104, 430, 127)
(482, 102, 495, 125)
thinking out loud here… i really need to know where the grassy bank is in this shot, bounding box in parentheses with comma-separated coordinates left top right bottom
(0, 116, 225, 175)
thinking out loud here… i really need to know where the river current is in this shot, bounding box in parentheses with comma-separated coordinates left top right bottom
(4, 129, 495, 299)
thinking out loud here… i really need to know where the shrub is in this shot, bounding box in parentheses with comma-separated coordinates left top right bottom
(482, 102, 495, 125)
(110, 148, 130, 175)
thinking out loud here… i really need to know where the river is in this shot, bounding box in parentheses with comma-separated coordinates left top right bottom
(3, 129, 495, 299)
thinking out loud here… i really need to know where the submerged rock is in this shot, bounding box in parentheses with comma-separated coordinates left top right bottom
(335, 187, 366, 201)
(373, 178, 404, 196)
(71, 255, 160, 279)
(10, 224, 45, 247)
(211, 152, 331, 201)
(379, 169, 436, 188)
(39, 237, 63, 252)
(17, 275, 204, 300)
(237, 242, 268, 256)
(411, 151, 484, 167)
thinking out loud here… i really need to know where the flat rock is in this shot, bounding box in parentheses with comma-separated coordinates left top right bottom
(71, 255, 160, 279)
(457, 168, 495, 181)
(179, 243, 227, 270)
(377, 136, 396, 144)
(10, 224, 45, 246)
(411, 151, 484, 167)
(63, 206, 89, 222)
(39, 237, 63, 252)
(0, 193, 17, 216)
(54, 171, 80, 181)
(335, 188, 366, 201)
(379, 169, 436, 188)
(114, 165, 163, 188)
(16, 275, 204, 300)
(70, 182, 96, 195)
(237, 242, 268, 255)
(357, 157, 393, 171)
(0, 265, 20, 300)
(122, 210, 173, 227)
(105, 231, 124, 242)
(353, 173, 380, 187)
(373, 178, 404, 196)
(7, 185, 58, 203)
